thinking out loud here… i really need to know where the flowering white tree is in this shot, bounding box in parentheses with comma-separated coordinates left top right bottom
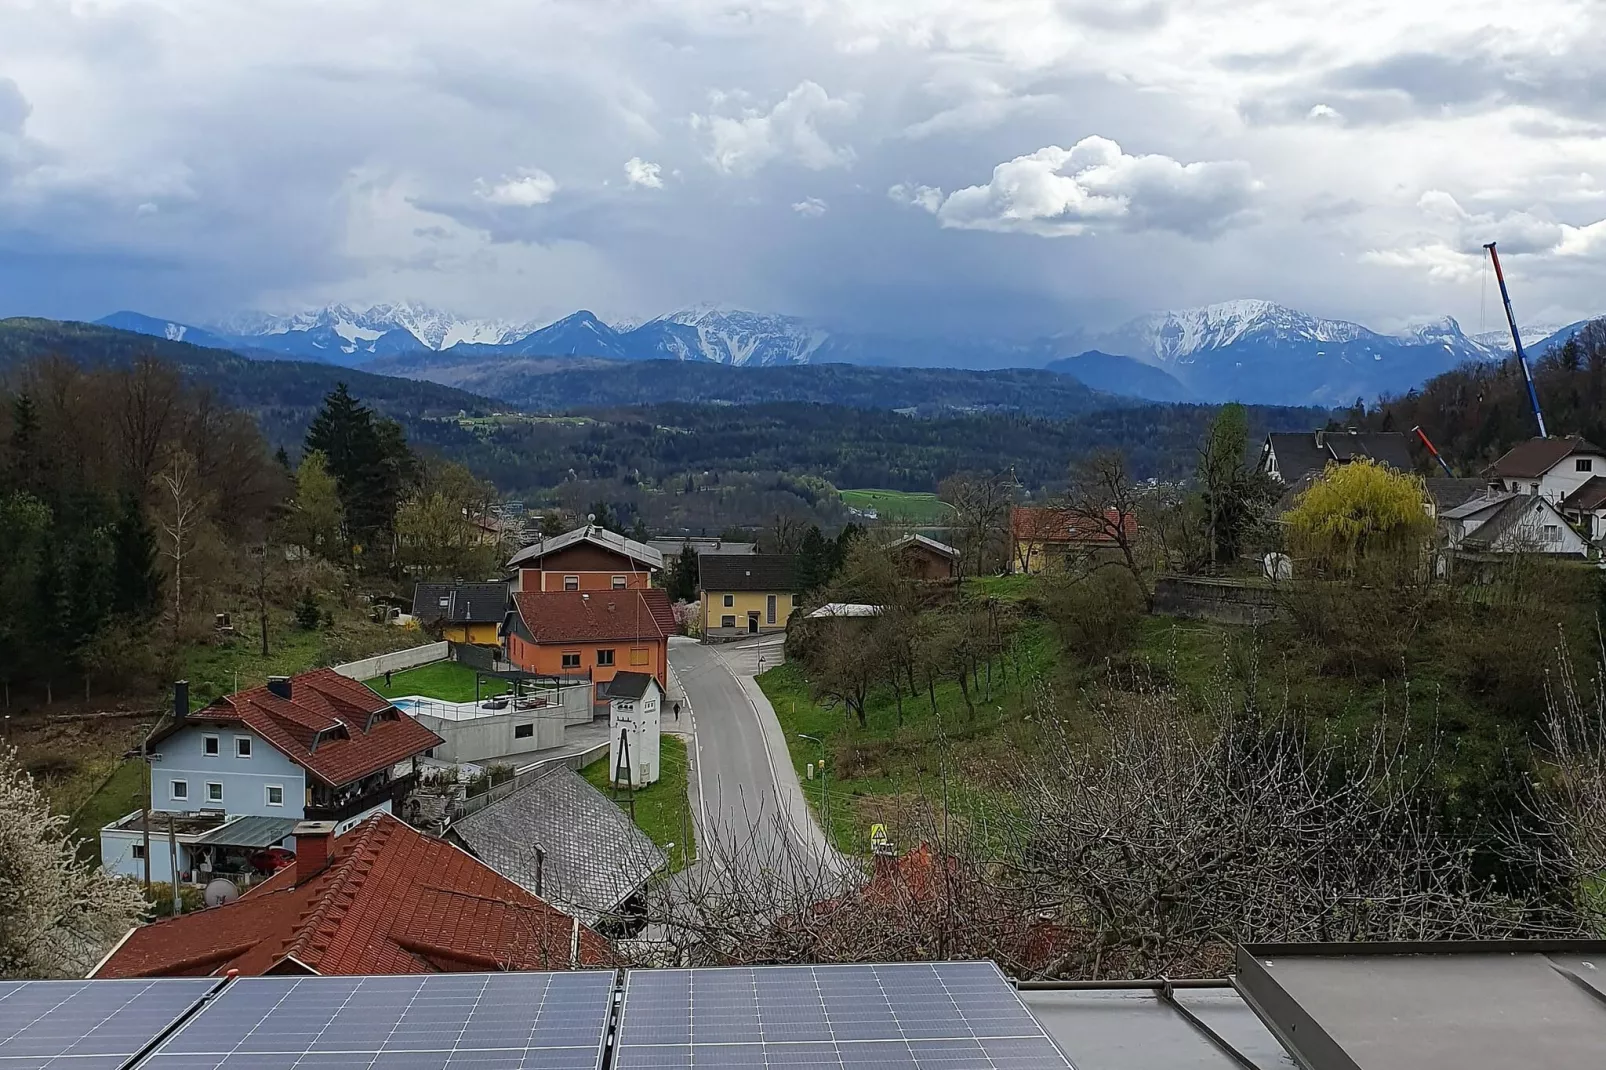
(0, 749, 147, 978)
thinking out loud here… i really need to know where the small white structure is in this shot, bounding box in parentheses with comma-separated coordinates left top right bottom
(1441, 492, 1590, 557)
(606, 672, 663, 787)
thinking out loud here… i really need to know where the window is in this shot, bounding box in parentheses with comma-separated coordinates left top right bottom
(203, 735, 220, 756)
(723, 594, 734, 607)
(767, 594, 777, 624)
(630, 647, 649, 665)
(612, 576, 627, 589)
(1580, 459, 1594, 472)
(564, 575, 580, 591)
(597, 649, 615, 666)
(235, 736, 252, 759)
(561, 652, 582, 670)
(265, 785, 284, 807)
(514, 723, 534, 739)
(1531, 483, 1540, 495)
(721, 615, 736, 629)
(170, 779, 189, 801)
(1543, 524, 1560, 543)
(206, 782, 223, 804)
(791, 594, 801, 607)
(131, 843, 145, 860)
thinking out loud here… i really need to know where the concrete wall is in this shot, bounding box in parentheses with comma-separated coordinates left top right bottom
(151, 725, 307, 818)
(100, 824, 182, 883)
(413, 686, 589, 765)
(331, 642, 449, 681)
(1152, 576, 1284, 626)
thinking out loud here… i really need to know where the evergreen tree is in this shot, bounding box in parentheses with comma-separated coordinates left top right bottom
(587, 501, 619, 533)
(294, 588, 321, 630)
(109, 494, 162, 620)
(666, 544, 700, 602)
(796, 525, 830, 592)
(273, 446, 292, 470)
(6, 394, 42, 497)
(630, 516, 650, 543)
(304, 384, 414, 559)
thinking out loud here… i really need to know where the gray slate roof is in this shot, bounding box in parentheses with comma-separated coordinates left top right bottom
(506, 525, 663, 571)
(1261, 430, 1414, 485)
(411, 582, 509, 624)
(649, 537, 757, 557)
(1423, 478, 1498, 512)
(449, 765, 667, 924)
(604, 671, 658, 701)
(699, 554, 801, 592)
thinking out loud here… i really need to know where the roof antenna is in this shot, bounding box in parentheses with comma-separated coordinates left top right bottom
(1484, 241, 1548, 439)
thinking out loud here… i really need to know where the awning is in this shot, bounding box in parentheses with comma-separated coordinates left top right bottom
(192, 816, 299, 849)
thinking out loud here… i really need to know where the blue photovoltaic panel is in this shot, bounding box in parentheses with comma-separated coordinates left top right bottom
(135, 970, 614, 1070)
(615, 962, 1074, 1070)
(0, 977, 218, 1070)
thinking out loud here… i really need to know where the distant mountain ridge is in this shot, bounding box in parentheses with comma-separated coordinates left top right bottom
(92, 300, 1601, 407)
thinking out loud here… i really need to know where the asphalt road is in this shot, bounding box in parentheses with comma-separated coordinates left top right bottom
(668, 635, 839, 888)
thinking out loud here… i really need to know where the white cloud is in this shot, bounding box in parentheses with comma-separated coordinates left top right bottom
(692, 80, 858, 176)
(624, 157, 663, 189)
(1364, 190, 1606, 282)
(474, 169, 558, 207)
(791, 196, 828, 217)
(888, 183, 944, 214)
(910, 136, 1258, 238)
(1306, 103, 1342, 121)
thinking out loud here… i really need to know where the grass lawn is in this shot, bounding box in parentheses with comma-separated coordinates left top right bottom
(366, 661, 509, 703)
(964, 574, 1036, 601)
(184, 607, 428, 708)
(840, 488, 954, 526)
(67, 758, 147, 864)
(759, 621, 1056, 855)
(583, 736, 693, 873)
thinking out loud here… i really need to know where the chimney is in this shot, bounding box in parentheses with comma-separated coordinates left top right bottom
(292, 821, 337, 882)
(533, 845, 545, 897)
(267, 675, 292, 700)
(173, 680, 189, 722)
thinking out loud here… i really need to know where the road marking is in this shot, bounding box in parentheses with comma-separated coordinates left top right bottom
(668, 656, 723, 874)
(709, 642, 817, 854)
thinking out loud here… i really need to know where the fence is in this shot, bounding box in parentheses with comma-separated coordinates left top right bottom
(449, 740, 611, 822)
(331, 642, 449, 681)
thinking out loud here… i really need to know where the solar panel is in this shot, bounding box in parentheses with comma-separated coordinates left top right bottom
(135, 971, 615, 1070)
(615, 962, 1073, 1070)
(0, 977, 218, 1070)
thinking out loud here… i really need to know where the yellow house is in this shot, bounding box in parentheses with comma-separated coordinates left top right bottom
(699, 555, 802, 638)
(410, 581, 508, 644)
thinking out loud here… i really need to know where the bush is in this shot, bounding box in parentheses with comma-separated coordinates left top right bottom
(145, 882, 207, 918)
(1044, 569, 1145, 663)
(293, 588, 321, 630)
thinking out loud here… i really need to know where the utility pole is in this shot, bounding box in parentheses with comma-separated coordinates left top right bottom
(166, 813, 181, 916)
(799, 733, 828, 833)
(141, 746, 152, 892)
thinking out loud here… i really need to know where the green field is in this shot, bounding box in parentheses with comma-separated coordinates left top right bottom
(366, 660, 509, 703)
(582, 737, 693, 872)
(839, 488, 954, 525)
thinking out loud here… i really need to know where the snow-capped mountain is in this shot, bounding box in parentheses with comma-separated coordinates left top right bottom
(496, 306, 828, 366)
(1089, 300, 1381, 365)
(211, 302, 538, 356)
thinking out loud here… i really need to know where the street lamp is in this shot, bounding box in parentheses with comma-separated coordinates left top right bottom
(798, 733, 827, 830)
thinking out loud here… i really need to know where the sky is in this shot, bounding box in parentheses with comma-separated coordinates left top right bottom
(1, 0, 1603, 338)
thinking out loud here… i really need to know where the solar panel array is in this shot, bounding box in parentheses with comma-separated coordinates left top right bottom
(136, 972, 615, 1070)
(0, 977, 218, 1070)
(615, 962, 1073, 1070)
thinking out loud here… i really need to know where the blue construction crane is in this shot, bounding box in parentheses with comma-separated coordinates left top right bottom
(1483, 241, 1548, 439)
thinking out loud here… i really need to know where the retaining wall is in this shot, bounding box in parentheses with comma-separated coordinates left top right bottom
(331, 641, 449, 681)
(1152, 576, 1284, 626)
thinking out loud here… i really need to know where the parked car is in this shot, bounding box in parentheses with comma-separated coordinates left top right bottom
(249, 846, 296, 874)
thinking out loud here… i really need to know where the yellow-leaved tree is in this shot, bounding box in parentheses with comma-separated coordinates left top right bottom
(1285, 459, 1434, 579)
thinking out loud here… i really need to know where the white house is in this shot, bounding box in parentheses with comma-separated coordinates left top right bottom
(1487, 436, 1606, 505)
(102, 671, 442, 882)
(605, 671, 662, 787)
(1440, 492, 1591, 557)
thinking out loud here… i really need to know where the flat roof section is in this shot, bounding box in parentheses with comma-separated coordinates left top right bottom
(1020, 987, 1296, 1069)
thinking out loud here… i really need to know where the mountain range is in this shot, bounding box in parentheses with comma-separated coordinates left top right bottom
(92, 300, 1597, 408)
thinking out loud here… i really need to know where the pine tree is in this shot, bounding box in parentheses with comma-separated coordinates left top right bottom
(294, 588, 321, 630)
(796, 525, 830, 592)
(304, 384, 414, 560)
(109, 494, 162, 620)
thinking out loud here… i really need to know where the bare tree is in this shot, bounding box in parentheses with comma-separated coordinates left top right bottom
(761, 513, 809, 555)
(939, 471, 1014, 578)
(1063, 451, 1152, 609)
(155, 449, 208, 645)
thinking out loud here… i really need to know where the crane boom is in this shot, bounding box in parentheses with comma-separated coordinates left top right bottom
(1412, 425, 1454, 477)
(1484, 241, 1548, 439)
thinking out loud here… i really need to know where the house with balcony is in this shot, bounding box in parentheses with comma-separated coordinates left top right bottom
(101, 671, 442, 883)
(501, 589, 676, 709)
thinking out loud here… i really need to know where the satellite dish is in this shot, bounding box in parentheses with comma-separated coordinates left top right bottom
(203, 878, 240, 908)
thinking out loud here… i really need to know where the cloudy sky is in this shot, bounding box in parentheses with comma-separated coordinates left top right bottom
(1, 0, 1602, 337)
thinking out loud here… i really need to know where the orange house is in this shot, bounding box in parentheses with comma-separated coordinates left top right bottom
(506, 525, 662, 594)
(503, 589, 676, 702)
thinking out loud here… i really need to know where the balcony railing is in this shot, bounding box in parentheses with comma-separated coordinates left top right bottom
(305, 773, 416, 823)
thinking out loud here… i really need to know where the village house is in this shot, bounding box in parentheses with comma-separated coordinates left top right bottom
(501, 588, 676, 707)
(1256, 429, 1414, 485)
(92, 815, 615, 977)
(886, 533, 960, 581)
(506, 524, 662, 593)
(101, 672, 442, 884)
(1439, 492, 1591, 558)
(1010, 506, 1138, 574)
(1487, 436, 1606, 506)
(698, 555, 802, 638)
(410, 581, 508, 644)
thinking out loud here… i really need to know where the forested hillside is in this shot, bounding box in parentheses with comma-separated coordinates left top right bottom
(1376, 319, 1606, 470)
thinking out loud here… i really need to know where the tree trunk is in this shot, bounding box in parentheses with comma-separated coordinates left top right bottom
(957, 670, 975, 718)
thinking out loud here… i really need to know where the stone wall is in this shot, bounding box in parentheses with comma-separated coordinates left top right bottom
(1152, 576, 1284, 626)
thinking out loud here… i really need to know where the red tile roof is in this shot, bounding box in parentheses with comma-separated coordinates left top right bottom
(1011, 505, 1137, 544)
(510, 589, 676, 644)
(155, 669, 442, 788)
(93, 814, 617, 978)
